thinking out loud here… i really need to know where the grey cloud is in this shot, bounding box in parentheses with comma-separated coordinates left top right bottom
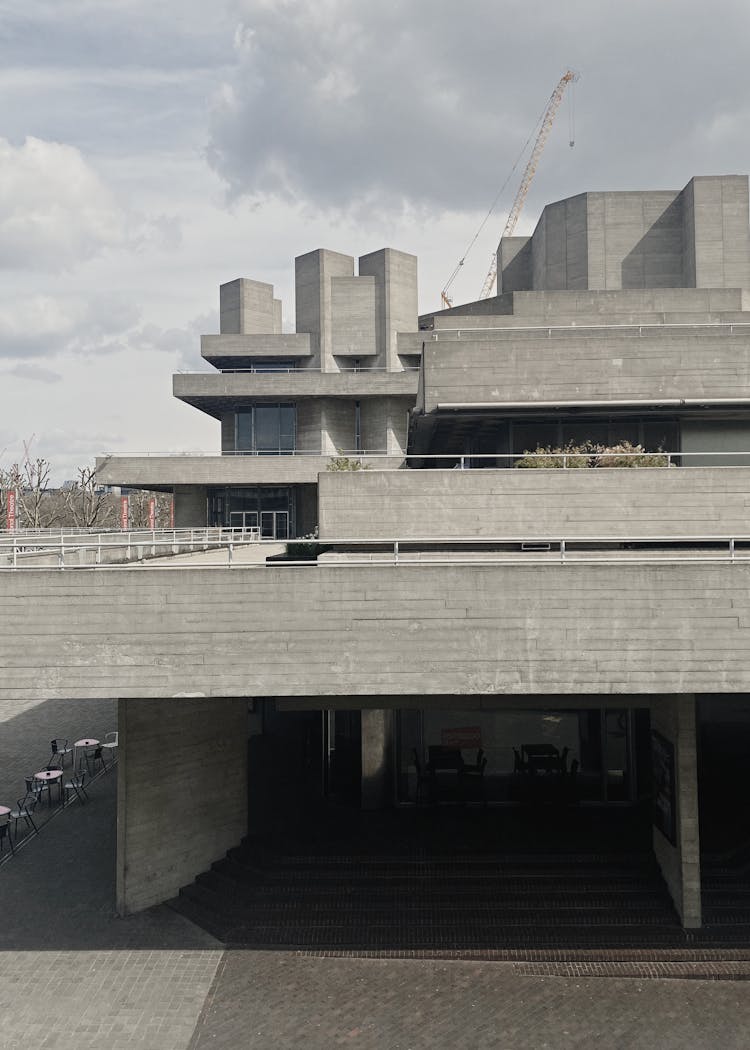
(4, 363, 62, 383)
(208, 0, 750, 217)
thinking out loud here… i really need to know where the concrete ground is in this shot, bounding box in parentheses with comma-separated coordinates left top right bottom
(3, 697, 750, 1049)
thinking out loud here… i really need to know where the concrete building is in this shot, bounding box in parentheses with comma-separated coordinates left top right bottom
(6, 175, 750, 943)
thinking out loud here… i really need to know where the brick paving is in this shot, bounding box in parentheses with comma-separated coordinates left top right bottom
(188, 950, 750, 1049)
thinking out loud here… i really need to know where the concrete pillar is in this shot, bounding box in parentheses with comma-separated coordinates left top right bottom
(220, 278, 278, 334)
(358, 249, 418, 372)
(173, 486, 208, 527)
(116, 696, 248, 915)
(650, 695, 702, 928)
(361, 708, 393, 810)
(295, 249, 355, 372)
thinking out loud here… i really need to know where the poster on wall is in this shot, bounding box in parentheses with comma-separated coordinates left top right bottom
(441, 727, 482, 749)
(651, 729, 677, 846)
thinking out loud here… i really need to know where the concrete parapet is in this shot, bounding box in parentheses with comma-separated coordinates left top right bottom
(317, 466, 750, 541)
(95, 454, 405, 489)
(3, 562, 750, 700)
(201, 333, 312, 363)
(420, 326, 750, 412)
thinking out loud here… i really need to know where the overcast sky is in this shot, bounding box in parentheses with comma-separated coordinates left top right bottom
(1, 0, 749, 481)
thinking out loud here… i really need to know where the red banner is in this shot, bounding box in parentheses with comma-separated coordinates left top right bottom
(120, 495, 129, 530)
(6, 490, 16, 532)
(148, 497, 156, 530)
(169, 497, 175, 528)
(441, 726, 482, 750)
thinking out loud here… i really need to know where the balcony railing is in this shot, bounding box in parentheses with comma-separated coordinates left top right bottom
(3, 530, 750, 570)
(96, 450, 750, 467)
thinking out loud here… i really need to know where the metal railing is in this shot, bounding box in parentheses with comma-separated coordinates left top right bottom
(177, 365, 421, 375)
(424, 321, 750, 339)
(0, 527, 261, 567)
(3, 531, 750, 570)
(95, 449, 750, 468)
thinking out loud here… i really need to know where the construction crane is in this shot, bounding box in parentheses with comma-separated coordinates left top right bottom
(440, 69, 579, 310)
(478, 70, 579, 300)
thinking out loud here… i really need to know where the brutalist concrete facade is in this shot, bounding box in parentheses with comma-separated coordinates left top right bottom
(71, 175, 750, 927)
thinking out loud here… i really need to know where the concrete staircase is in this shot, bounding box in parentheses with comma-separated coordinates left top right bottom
(702, 844, 750, 931)
(170, 840, 686, 950)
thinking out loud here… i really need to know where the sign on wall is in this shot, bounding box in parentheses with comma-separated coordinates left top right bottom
(169, 497, 175, 528)
(120, 495, 129, 531)
(651, 729, 677, 846)
(441, 726, 482, 750)
(148, 498, 156, 530)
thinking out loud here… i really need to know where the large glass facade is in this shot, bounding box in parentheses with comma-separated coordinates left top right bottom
(396, 707, 647, 806)
(209, 486, 293, 538)
(235, 404, 296, 453)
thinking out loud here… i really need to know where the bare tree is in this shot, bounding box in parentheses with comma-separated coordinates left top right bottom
(64, 467, 115, 528)
(14, 454, 56, 528)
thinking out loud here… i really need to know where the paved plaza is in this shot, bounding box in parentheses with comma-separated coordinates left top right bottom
(3, 697, 750, 1049)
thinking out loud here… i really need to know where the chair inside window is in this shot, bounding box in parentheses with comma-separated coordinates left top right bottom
(411, 748, 433, 805)
(63, 770, 90, 806)
(460, 751, 488, 804)
(10, 796, 38, 838)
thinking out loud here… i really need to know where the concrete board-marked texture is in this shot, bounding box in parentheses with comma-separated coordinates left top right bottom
(318, 465, 750, 540)
(2, 563, 750, 700)
(496, 175, 750, 292)
(651, 695, 702, 927)
(117, 696, 247, 914)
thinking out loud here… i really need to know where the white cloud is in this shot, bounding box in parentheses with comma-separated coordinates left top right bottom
(0, 137, 127, 271)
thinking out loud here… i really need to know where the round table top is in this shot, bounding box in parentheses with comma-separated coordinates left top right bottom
(74, 739, 99, 748)
(0, 805, 10, 816)
(35, 769, 63, 781)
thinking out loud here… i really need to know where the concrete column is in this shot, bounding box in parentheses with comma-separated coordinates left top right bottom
(116, 696, 248, 915)
(173, 486, 208, 527)
(650, 695, 702, 928)
(220, 278, 277, 334)
(361, 708, 393, 810)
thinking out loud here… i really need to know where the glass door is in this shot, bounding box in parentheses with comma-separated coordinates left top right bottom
(230, 511, 259, 533)
(260, 511, 289, 539)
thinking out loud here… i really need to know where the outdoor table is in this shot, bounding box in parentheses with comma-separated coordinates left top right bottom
(34, 769, 63, 805)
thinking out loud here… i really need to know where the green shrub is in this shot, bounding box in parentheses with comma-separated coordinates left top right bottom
(326, 453, 370, 471)
(514, 440, 668, 468)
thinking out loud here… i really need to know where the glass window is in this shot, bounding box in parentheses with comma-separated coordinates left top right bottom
(642, 420, 678, 453)
(234, 405, 296, 453)
(236, 411, 253, 451)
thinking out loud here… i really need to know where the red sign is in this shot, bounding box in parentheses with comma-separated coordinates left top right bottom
(441, 726, 482, 750)
(148, 498, 156, 530)
(120, 495, 129, 530)
(169, 497, 175, 528)
(6, 490, 16, 532)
